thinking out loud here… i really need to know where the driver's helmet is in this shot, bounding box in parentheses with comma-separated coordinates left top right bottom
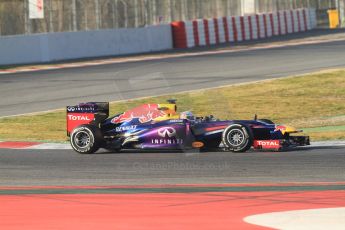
(180, 111, 195, 120)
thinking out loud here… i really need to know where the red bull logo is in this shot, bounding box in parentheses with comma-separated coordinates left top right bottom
(274, 125, 287, 132)
(111, 104, 166, 124)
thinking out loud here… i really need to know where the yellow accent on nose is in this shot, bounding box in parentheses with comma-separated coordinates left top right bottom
(283, 125, 301, 134)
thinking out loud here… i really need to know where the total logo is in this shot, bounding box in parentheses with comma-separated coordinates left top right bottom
(158, 127, 176, 138)
(253, 140, 281, 149)
(256, 140, 280, 146)
(67, 115, 92, 121)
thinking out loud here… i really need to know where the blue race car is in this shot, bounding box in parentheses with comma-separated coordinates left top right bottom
(66, 100, 310, 154)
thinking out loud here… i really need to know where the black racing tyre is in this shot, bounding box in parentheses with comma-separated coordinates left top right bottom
(70, 125, 103, 154)
(222, 124, 253, 152)
(257, 119, 274, 124)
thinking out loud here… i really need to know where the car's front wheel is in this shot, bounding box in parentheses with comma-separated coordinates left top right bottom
(70, 125, 102, 154)
(222, 124, 253, 152)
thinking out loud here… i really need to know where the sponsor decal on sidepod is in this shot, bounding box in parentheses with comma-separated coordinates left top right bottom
(158, 127, 176, 138)
(115, 125, 137, 132)
(151, 127, 183, 145)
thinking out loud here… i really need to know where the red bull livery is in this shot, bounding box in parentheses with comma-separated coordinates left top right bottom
(66, 100, 310, 154)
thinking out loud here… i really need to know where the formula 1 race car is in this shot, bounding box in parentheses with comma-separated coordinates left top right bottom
(66, 101, 310, 154)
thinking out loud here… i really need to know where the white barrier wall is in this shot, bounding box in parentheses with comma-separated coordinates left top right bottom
(0, 25, 173, 65)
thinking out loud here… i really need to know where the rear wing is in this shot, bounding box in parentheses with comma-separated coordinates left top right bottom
(66, 102, 109, 136)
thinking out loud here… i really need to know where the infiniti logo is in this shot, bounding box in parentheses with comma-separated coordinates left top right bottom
(157, 127, 176, 138)
(67, 106, 75, 112)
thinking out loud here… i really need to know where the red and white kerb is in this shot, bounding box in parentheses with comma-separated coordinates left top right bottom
(172, 9, 314, 49)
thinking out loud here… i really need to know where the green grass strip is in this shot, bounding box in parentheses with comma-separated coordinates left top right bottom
(303, 126, 345, 133)
(1, 69, 344, 142)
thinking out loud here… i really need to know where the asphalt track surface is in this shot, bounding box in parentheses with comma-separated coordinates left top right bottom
(1, 146, 344, 186)
(1, 31, 345, 116)
(1, 32, 345, 229)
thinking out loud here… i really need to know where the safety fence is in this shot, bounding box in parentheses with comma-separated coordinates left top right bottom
(171, 8, 317, 49)
(0, 0, 336, 36)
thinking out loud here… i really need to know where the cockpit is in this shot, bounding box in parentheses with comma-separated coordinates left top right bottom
(179, 111, 195, 120)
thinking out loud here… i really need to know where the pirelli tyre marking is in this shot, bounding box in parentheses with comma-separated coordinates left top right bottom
(222, 124, 253, 152)
(70, 125, 99, 154)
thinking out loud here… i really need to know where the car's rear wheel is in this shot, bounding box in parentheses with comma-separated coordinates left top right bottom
(70, 125, 102, 154)
(222, 124, 253, 152)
